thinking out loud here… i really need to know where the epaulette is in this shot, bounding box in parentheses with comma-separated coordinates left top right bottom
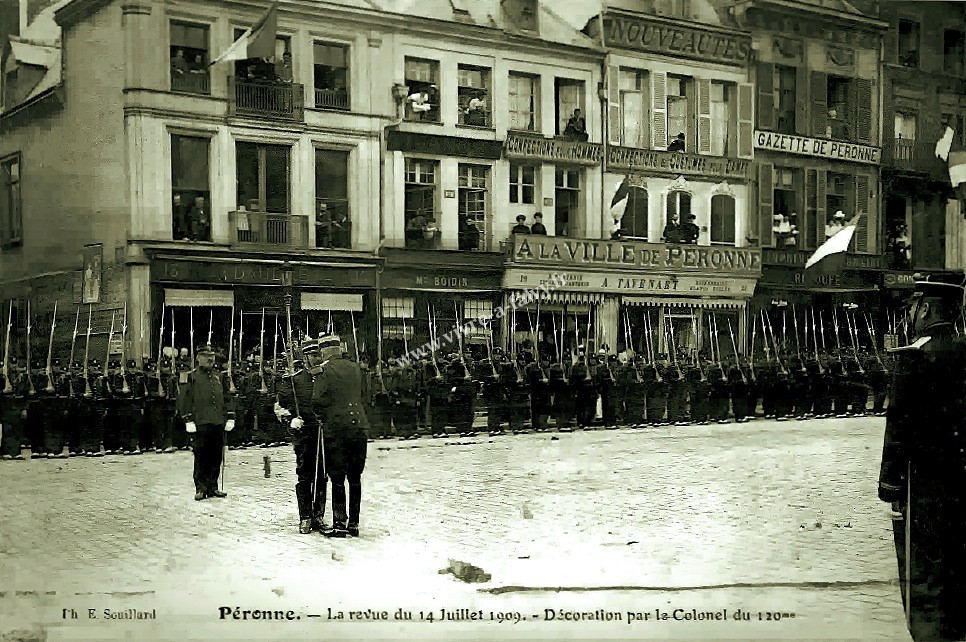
(887, 336, 930, 353)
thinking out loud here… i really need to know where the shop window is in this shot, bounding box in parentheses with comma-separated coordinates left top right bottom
(313, 42, 349, 110)
(666, 75, 690, 149)
(171, 135, 211, 241)
(509, 72, 537, 131)
(623, 186, 648, 240)
(381, 297, 415, 344)
(458, 65, 491, 127)
(619, 68, 649, 148)
(236, 141, 290, 215)
(234, 32, 291, 83)
(0, 153, 21, 248)
(898, 20, 920, 68)
(170, 21, 210, 94)
(555, 78, 585, 140)
(554, 169, 580, 237)
(458, 164, 488, 251)
(404, 159, 439, 249)
(710, 194, 736, 245)
(775, 65, 796, 135)
(463, 300, 493, 342)
(404, 58, 440, 122)
(826, 75, 851, 140)
(509, 163, 536, 205)
(709, 81, 732, 157)
(664, 191, 691, 242)
(944, 30, 965, 76)
(314, 149, 350, 249)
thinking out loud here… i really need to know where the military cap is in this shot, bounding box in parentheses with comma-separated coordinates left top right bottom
(109, 359, 121, 369)
(317, 333, 341, 350)
(301, 337, 320, 355)
(197, 344, 215, 357)
(126, 359, 138, 369)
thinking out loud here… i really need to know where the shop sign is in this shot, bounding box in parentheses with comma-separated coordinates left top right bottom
(607, 146, 752, 180)
(504, 133, 603, 166)
(152, 259, 375, 288)
(754, 130, 881, 165)
(504, 268, 757, 298)
(883, 271, 917, 289)
(386, 129, 504, 160)
(761, 268, 872, 290)
(381, 270, 502, 290)
(603, 15, 751, 65)
(511, 235, 762, 276)
(763, 249, 884, 270)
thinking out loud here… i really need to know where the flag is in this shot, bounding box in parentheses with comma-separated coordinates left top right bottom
(804, 215, 861, 271)
(609, 175, 629, 220)
(210, 1, 278, 65)
(949, 150, 966, 188)
(935, 126, 955, 161)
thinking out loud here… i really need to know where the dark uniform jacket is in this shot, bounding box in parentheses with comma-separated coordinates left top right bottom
(310, 356, 369, 438)
(179, 368, 235, 425)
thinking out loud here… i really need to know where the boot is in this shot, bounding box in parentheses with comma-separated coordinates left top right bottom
(299, 519, 313, 534)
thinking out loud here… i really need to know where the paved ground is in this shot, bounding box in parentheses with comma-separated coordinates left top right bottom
(0, 416, 909, 642)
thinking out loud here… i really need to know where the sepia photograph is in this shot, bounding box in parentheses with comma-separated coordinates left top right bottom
(0, 0, 965, 640)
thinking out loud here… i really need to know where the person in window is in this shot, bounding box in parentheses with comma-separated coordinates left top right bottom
(332, 210, 350, 248)
(171, 49, 189, 75)
(892, 225, 911, 269)
(189, 54, 206, 73)
(681, 214, 700, 244)
(773, 214, 799, 247)
(564, 108, 588, 142)
(173, 193, 189, 240)
(464, 96, 487, 127)
(663, 213, 682, 243)
(530, 212, 547, 235)
(189, 196, 210, 242)
(511, 214, 530, 235)
(609, 213, 624, 240)
(315, 202, 333, 248)
(406, 213, 428, 248)
(458, 216, 481, 250)
(668, 132, 686, 152)
(825, 210, 846, 239)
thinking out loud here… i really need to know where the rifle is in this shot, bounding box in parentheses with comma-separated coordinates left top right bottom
(533, 301, 547, 382)
(792, 304, 806, 373)
(863, 312, 887, 371)
(25, 300, 36, 396)
(350, 310, 360, 364)
(170, 308, 178, 392)
(690, 311, 706, 383)
(375, 308, 388, 395)
(666, 312, 683, 380)
(583, 309, 592, 382)
(845, 308, 865, 374)
(237, 309, 244, 369)
(426, 303, 442, 379)
(727, 318, 746, 385)
(120, 303, 130, 395)
(453, 302, 471, 381)
(711, 314, 726, 381)
(103, 310, 116, 394)
(2, 301, 14, 394)
(83, 305, 93, 397)
(626, 311, 643, 383)
(401, 315, 410, 357)
(44, 301, 58, 393)
(759, 311, 771, 364)
(227, 308, 237, 395)
(643, 310, 662, 382)
(811, 307, 824, 375)
(748, 317, 757, 382)
(156, 305, 167, 397)
(484, 318, 500, 381)
(272, 313, 280, 381)
(832, 307, 847, 374)
(764, 311, 788, 375)
(67, 307, 80, 397)
(189, 307, 195, 368)
(283, 294, 300, 421)
(258, 308, 269, 394)
(138, 313, 148, 398)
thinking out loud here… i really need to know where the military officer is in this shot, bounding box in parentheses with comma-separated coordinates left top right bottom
(878, 279, 966, 642)
(311, 334, 369, 538)
(179, 344, 235, 500)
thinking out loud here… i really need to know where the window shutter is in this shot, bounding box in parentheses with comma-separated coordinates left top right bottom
(737, 83, 754, 159)
(756, 62, 775, 130)
(807, 168, 826, 245)
(607, 65, 621, 146)
(795, 66, 809, 135)
(757, 162, 774, 246)
(697, 78, 712, 154)
(810, 71, 827, 138)
(855, 175, 870, 253)
(651, 71, 667, 149)
(855, 78, 873, 143)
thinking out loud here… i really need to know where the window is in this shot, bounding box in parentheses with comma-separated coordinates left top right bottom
(404, 159, 439, 249)
(666, 75, 690, 148)
(619, 69, 649, 148)
(894, 111, 917, 140)
(623, 183, 648, 240)
(710, 82, 732, 156)
(775, 65, 796, 135)
(458, 65, 491, 127)
(826, 76, 851, 140)
(898, 20, 920, 67)
(458, 164, 488, 251)
(941, 112, 966, 147)
(665, 191, 691, 242)
(773, 167, 806, 248)
(314, 42, 349, 110)
(236, 141, 290, 215)
(404, 58, 440, 122)
(508, 72, 537, 131)
(555, 78, 585, 139)
(171, 135, 210, 241)
(944, 30, 965, 76)
(826, 172, 850, 234)
(315, 149, 350, 249)
(554, 169, 580, 237)
(509, 163, 536, 204)
(234, 32, 292, 83)
(381, 297, 415, 343)
(0, 154, 21, 248)
(170, 22, 209, 94)
(710, 195, 736, 245)
(463, 300, 492, 320)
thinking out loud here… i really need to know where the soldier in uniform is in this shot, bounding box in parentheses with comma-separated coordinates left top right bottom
(24, 360, 43, 456)
(574, 352, 598, 429)
(878, 279, 966, 642)
(597, 353, 621, 429)
(708, 359, 731, 424)
(504, 354, 530, 433)
(686, 360, 709, 425)
(666, 358, 689, 426)
(647, 358, 669, 426)
(0, 361, 26, 460)
(480, 351, 505, 435)
(144, 356, 174, 453)
(113, 359, 144, 455)
(427, 359, 449, 437)
(527, 354, 551, 432)
(451, 354, 479, 437)
(224, 357, 246, 449)
(253, 356, 279, 447)
(82, 358, 107, 456)
(622, 357, 647, 428)
(42, 359, 70, 458)
(179, 344, 234, 500)
(311, 334, 370, 538)
(729, 358, 750, 423)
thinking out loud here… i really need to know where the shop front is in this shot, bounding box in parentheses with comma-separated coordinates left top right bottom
(504, 234, 761, 361)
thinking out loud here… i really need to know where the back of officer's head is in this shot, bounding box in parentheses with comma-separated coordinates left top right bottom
(911, 281, 964, 332)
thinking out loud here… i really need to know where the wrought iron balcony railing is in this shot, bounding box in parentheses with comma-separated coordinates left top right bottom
(229, 211, 309, 248)
(229, 77, 305, 121)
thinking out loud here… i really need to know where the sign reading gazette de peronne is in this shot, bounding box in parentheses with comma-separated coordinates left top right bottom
(511, 235, 762, 276)
(754, 131, 881, 165)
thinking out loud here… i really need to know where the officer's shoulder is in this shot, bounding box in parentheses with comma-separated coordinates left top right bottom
(887, 336, 931, 355)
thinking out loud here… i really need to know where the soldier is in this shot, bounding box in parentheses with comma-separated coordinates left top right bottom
(729, 358, 750, 423)
(708, 359, 731, 424)
(426, 359, 449, 437)
(0, 361, 26, 460)
(253, 356, 279, 447)
(788, 357, 810, 420)
(224, 357, 246, 450)
(113, 359, 144, 455)
(504, 354, 530, 433)
(666, 358, 689, 426)
(311, 334, 370, 538)
(277, 337, 327, 534)
(65, 361, 83, 456)
(597, 354, 621, 429)
(480, 351, 505, 435)
(81, 358, 107, 456)
(180, 344, 234, 500)
(849, 354, 870, 416)
(647, 358, 669, 426)
(41, 359, 70, 458)
(451, 354, 479, 437)
(573, 352, 598, 429)
(622, 357, 647, 428)
(878, 279, 966, 642)
(810, 354, 833, 419)
(172, 350, 191, 451)
(393, 361, 420, 439)
(24, 359, 43, 457)
(143, 356, 171, 453)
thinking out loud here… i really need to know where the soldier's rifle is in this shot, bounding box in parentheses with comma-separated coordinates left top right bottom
(452, 302, 471, 381)
(534, 301, 548, 382)
(863, 312, 887, 371)
(120, 304, 131, 395)
(831, 307, 847, 374)
(25, 300, 36, 396)
(283, 294, 300, 420)
(169, 308, 178, 392)
(155, 306, 167, 398)
(426, 303, 442, 380)
(845, 307, 865, 374)
(818, 309, 828, 353)
(727, 319, 747, 385)
(44, 301, 58, 393)
(525, 310, 545, 382)
(626, 311, 643, 383)
(764, 311, 788, 375)
(690, 311, 706, 382)
(67, 307, 80, 397)
(811, 307, 825, 375)
(1, 301, 12, 394)
(401, 315, 410, 357)
(583, 309, 592, 382)
(350, 310, 361, 364)
(644, 310, 662, 383)
(792, 304, 806, 373)
(375, 308, 388, 395)
(138, 313, 149, 398)
(711, 314, 727, 381)
(484, 318, 500, 381)
(83, 305, 94, 397)
(189, 307, 195, 369)
(748, 318, 757, 383)
(103, 310, 116, 394)
(227, 309, 237, 395)
(273, 314, 280, 381)
(237, 309, 244, 369)
(666, 312, 683, 380)
(258, 308, 269, 394)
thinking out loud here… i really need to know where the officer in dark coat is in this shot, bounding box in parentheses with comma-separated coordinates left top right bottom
(879, 279, 966, 642)
(179, 344, 235, 500)
(311, 334, 369, 538)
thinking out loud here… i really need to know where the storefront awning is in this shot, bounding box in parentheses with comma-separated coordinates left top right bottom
(301, 292, 364, 312)
(622, 296, 746, 309)
(165, 288, 234, 307)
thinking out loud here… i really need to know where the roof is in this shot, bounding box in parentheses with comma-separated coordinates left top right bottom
(9, 39, 59, 68)
(23, 49, 62, 103)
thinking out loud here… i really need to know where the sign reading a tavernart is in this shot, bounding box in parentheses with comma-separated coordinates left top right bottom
(511, 235, 762, 276)
(755, 130, 881, 165)
(603, 15, 751, 65)
(504, 268, 757, 297)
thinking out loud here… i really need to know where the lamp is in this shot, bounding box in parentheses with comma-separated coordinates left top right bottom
(392, 83, 410, 103)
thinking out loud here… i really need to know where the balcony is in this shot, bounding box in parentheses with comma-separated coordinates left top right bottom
(228, 77, 304, 122)
(171, 72, 210, 95)
(885, 138, 946, 178)
(229, 211, 309, 248)
(313, 88, 349, 110)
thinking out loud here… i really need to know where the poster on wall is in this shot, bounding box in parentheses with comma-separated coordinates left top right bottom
(81, 243, 102, 304)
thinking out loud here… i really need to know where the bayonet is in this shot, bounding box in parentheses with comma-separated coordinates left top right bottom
(44, 301, 57, 393)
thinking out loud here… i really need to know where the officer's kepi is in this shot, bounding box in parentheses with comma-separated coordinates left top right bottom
(904, 278, 966, 318)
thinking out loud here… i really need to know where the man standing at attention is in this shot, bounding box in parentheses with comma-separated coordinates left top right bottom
(180, 344, 234, 500)
(312, 334, 369, 538)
